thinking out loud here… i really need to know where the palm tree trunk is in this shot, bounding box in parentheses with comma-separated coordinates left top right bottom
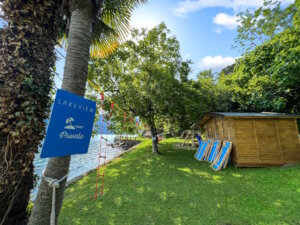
(29, 5, 93, 225)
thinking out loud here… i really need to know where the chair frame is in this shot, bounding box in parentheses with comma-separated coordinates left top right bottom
(206, 140, 222, 163)
(194, 140, 204, 159)
(211, 141, 232, 171)
(197, 139, 212, 161)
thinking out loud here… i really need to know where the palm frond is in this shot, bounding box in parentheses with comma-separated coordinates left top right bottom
(91, 19, 119, 58)
(58, 0, 147, 58)
(90, 0, 147, 58)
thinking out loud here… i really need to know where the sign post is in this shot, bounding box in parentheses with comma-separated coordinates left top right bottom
(41, 89, 96, 158)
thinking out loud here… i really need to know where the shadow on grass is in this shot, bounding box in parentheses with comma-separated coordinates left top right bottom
(59, 139, 300, 225)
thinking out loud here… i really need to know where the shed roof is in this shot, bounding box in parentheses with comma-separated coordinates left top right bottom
(199, 112, 300, 125)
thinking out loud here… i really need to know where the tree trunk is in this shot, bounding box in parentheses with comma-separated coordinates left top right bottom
(29, 4, 93, 225)
(147, 119, 160, 154)
(0, 1, 60, 224)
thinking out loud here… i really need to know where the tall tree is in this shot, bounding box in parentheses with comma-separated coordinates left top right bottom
(0, 2, 61, 224)
(89, 23, 191, 153)
(294, 0, 300, 27)
(29, 1, 146, 224)
(234, 0, 297, 53)
(223, 27, 300, 114)
(215, 0, 300, 115)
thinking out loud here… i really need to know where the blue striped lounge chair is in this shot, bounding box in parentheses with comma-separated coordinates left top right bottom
(194, 140, 204, 159)
(211, 141, 232, 171)
(223, 153, 231, 169)
(206, 140, 222, 163)
(195, 139, 212, 161)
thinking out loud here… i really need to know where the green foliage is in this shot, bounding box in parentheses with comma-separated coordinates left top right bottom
(26, 201, 34, 216)
(59, 139, 300, 225)
(189, 69, 234, 114)
(214, 1, 300, 117)
(234, 0, 297, 53)
(219, 27, 300, 114)
(88, 23, 195, 135)
(294, 0, 300, 27)
(59, 0, 147, 58)
(0, 1, 60, 223)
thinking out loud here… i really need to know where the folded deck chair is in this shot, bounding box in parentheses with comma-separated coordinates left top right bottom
(194, 139, 204, 159)
(206, 140, 222, 163)
(195, 139, 212, 161)
(223, 154, 231, 169)
(211, 141, 232, 171)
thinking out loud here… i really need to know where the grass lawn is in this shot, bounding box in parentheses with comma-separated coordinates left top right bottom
(59, 139, 300, 225)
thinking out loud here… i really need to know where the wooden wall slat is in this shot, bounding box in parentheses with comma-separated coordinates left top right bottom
(259, 153, 282, 163)
(283, 154, 300, 163)
(281, 142, 300, 152)
(234, 119, 254, 128)
(278, 129, 299, 140)
(202, 116, 299, 167)
(257, 141, 280, 153)
(235, 128, 256, 139)
(255, 120, 276, 128)
(238, 156, 259, 164)
(277, 119, 296, 127)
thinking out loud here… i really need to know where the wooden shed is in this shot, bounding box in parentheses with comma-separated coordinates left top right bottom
(198, 112, 300, 167)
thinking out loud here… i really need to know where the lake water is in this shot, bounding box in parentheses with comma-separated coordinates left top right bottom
(31, 134, 122, 200)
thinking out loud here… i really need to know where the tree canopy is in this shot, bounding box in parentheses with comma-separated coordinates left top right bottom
(234, 0, 297, 53)
(213, 0, 300, 116)
(218, 27, 300, 114)
(89, 23, 194, 151)
(89, 0, 300, 138)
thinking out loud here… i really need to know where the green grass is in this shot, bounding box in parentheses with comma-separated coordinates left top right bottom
(59, 138, 300, 225)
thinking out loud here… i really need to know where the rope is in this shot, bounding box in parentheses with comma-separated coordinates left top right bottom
(124, 113, 127, 128)
(100, 102, 114, 195)
(87, 79, 126, 114)
(52, 49, 131, 119)
(94, 96, 114, 198)
(87, 79, 144, 130)
(42, 170, 69, 225)
(94, 92, 105, 198)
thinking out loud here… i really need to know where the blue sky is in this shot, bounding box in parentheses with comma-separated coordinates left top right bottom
(130, 0, 242, 76)
(1, 0, 293, 87)
(54, 0, 293, 87)
(53, 0, 242, 88)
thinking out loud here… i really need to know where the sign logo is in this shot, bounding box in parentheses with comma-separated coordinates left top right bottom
(64, 117, 78, 130)
(41, 89, 96, 158)
(59, 117, 84, 140)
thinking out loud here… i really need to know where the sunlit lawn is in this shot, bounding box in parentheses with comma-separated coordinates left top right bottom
(59, 138, 300, 225)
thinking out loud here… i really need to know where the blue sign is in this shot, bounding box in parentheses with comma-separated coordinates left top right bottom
(41, 89, 96, 158)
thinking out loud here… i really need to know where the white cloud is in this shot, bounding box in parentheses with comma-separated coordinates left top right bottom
(130, 14, 160, 30)
(173, 0, 228, 17)
(213, 13, 239, 29)
(128, 14, 160, 39)
(172, 0, 278, 17)
(198, 55, 236, 71)
(173, 0, 295, 17)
